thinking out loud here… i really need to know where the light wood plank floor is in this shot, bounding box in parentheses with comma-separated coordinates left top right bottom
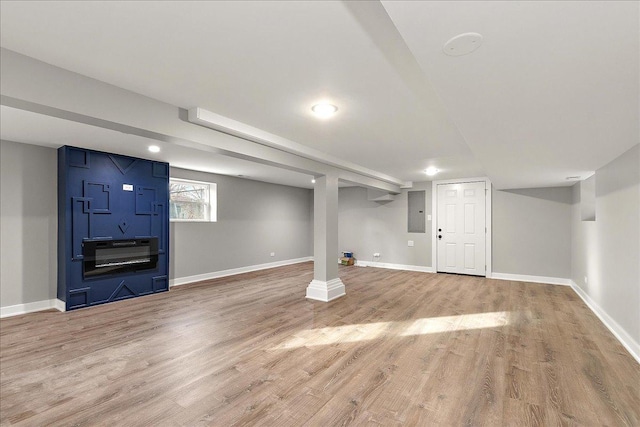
(1, 263, 638, 426)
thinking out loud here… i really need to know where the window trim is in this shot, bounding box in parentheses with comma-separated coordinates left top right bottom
(169, 177, 217, 223)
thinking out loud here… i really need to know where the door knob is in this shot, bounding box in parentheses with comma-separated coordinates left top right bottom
(438, 235, 442, 240)
(438, 228, 442, 232)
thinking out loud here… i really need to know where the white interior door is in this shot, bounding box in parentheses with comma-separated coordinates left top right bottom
(437, 182, 486, 276)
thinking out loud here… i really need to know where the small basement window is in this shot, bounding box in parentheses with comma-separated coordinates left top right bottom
(169, 178, 217, 222)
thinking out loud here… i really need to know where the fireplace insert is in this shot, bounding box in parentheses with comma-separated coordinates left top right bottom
(83, 238, 158, 278)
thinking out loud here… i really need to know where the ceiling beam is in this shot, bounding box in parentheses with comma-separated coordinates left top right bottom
(0, 48, 402, 194)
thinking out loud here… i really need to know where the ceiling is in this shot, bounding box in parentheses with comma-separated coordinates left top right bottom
(0, 1, 637, 190)
(0, 106, 318, 188)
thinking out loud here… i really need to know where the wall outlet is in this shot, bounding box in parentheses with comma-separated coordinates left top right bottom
(427, 214, 432, 221)
(270, 252, 275, 257)
(373, 253, 380, 258)
(408, 240, 414, 247)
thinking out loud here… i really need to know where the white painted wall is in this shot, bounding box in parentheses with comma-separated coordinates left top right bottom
(571, 144, 639, 349)
(0, 140, 58, 307)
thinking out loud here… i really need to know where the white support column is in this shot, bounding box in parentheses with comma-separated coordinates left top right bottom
(306, 173, 346, 302)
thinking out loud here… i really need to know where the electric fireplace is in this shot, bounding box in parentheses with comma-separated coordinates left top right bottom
(83, 238, 158, 278)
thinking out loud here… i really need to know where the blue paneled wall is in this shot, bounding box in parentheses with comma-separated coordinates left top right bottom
(58, 146, 169, 310)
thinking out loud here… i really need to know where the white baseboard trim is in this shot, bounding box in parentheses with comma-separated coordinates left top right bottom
(355, 260, 434, 273)
(1, 298, 65, 318)
(491, 272, 571, 286)
(170, 256, 314, 287)
(570, 281, 640, 364)
(54, 299, 66, 312)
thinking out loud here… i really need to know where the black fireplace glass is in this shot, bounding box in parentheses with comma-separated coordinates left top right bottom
(83, 238, 158, 278)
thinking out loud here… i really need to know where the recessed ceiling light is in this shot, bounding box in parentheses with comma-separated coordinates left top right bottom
(311, 103, 338, 118)
(311, 179, 316, 184)
(148, 145, 160, 153)
(425, 167, 439, 176)
(566, 176, 581, 181)
(443, 32, 483, 57)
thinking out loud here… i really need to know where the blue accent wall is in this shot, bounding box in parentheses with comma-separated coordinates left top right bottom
(58, 146, 169, 310)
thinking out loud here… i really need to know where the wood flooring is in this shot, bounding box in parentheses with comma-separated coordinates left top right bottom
(1, 263, 638, 426)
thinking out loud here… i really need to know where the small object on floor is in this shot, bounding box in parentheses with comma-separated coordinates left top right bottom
(340, 257, 355, 266)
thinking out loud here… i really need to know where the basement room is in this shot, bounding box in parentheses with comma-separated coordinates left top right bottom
(0, 1, 638, 425)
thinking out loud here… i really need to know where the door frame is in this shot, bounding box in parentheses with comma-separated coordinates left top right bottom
(431, 177, 492, 278)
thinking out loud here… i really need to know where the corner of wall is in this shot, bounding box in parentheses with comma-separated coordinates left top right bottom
(570, 280, 640, 364)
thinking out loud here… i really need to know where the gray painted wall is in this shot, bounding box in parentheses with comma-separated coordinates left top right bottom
(338, 182, 433, 267)
(571, 144, 639, 345)
(0, 140, 58, 307)
(3, 137, 636, 353)
(492, 187, 572, 278)
(0, 143, 313, 309)
(170, 167, 313, 280)
(338, 182, 573, 275)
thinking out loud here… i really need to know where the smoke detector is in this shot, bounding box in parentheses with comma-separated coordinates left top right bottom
(443, 33, 483, 56)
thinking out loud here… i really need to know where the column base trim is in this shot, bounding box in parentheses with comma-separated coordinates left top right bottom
(306, 278, 346, 302)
